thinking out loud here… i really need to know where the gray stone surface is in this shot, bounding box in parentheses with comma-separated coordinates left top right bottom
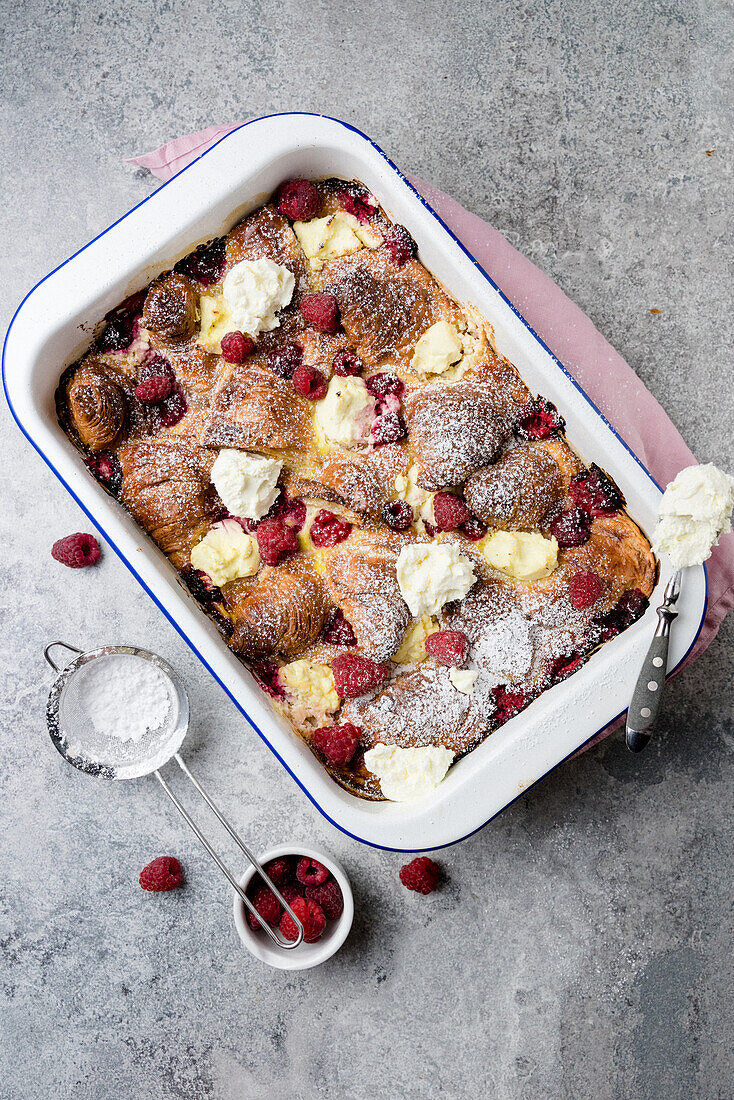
(1, 1, 732, 1097)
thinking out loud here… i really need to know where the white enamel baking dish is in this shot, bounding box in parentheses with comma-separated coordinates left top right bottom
(3, 114, 707, 851)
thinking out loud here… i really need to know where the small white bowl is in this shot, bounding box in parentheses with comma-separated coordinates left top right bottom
(232, 844, 354, 970)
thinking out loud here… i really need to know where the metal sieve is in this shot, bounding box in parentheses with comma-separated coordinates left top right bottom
(44, 641, 303, 949)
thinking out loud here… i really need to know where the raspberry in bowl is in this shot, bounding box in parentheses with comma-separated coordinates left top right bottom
(232, 844, 353, 970)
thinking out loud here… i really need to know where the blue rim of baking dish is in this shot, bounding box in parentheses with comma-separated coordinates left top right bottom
(2, 113, 709, 852)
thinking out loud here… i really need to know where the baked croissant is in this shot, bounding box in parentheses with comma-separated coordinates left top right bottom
(464, 441, 567, 530)
(117, 440, 212, 568)
(66, 358, 127, 452)
(318, 450, 387, 518)
(322, 528, 412, 661)
(143, 272, 198, 344)
(404, 379, 525, 489)
(225, 561, 330, 658)
(203, 360, 313, 452)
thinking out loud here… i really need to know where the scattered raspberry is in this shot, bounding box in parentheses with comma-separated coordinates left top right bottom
(459, 516, 488, 541)
(384, 224, 418, 267)
(300, 293, 339, 333)
(309, 509, 352, 547)
(332, 653, 389, 698)
(305, 878, 344, 921)
(250, 661, 285, 699)
(292, 364, 328, 399)
(271, 494, 307, 532)
(549, 507, 592, 548)
(321, 608, 358, 647)
(134, 374, 172, 404)
(280, 882, 304, 906)
(432, 491, 471, 531)
(569, 465, 624, 517)
(332, 349, 363, 376)
(424, 630, 470, 667)
(547, 651, 584, 683)
(267, 342, 303, 379)
(491, 685, 528, 724)
(569, 570, 604, 610)
(365, 372, 404, 398)
(371, 412, 407, 445)
(220, 331, 255, 363)
(262, 857, 294, 888)
(157, 385, 188, 429)
(276, 178, 321, 221)
(516, 398, 565, 441)
(85, 451, 122, 495)
(399, 856, 440, 894)
(256, 517, 299, 566)
(382, 500, 414, 531)
(246, 885, 282, 930)
(336, 185, 377, 223)
(279, 896, 326, 943)
(312, 722, 361, 766)
(139, 856, 184, 892)
(296, 857, 330, 887)
(181, 565, 222, 604)
(51, 532, 101, 569)
(174, 237, 226, 286)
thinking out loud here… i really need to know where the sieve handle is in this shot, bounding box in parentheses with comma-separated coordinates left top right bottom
(154, 758, 304, 950)
(44, 641, 83, 673)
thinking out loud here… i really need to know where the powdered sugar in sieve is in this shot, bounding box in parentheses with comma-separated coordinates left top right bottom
(72, 653, 172, 743)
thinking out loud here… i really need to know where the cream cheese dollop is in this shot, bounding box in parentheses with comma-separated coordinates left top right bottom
(411, 320, 464, 375)
(211, 449, 282, 520)
(483, 530, 558, 582)
(396, 542, 476, 616)
(293, 211, 382, 268)
(190, 520, 260, 587)
(221, 257, 295, 337)
(363, 743, 454, 802)
(314, 376, 375, 448)
(279, 660, 339, 713)
(448, 668, 479, 695)
(653, 463, 734, 569)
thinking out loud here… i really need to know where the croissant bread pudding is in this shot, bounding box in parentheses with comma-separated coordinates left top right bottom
(57, 177, 657, 803)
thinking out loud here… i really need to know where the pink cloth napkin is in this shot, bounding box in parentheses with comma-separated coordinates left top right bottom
(127, 124, 734, 744)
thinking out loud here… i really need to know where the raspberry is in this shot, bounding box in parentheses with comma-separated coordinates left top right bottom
(399, 856, 440, 894)
(548, 651, 584, 683)
(424, 520, 439, 538)
(276, 178, 321, 221)
(182, 565, 222, 604)
(305, 878, 344, 921)
(220, 331, 255, 363)
(279, 896, 326, 943)
(292, 364, 328, 400)
(300, 293, 339, 333)
(134, 374, 172, 404)
(280, 882, 304, 906)
(174, 237, 226, 286)
(332, 349, 363, 376)
(139, 856, 183, 892)
(99, 311, 136, 352)
(271, 494, 307, 532)
(332, 653, 389, 698)
(312, 722, 361, 766)
(491, 685, 528, 724)
(382, 500, 414, 531)
(593, 587, 649, 641)
(296, 857, 330, 887)
(250, 660, 285, 698)
(459, 516, 488, 541)
(424, 630, 470, 667)
(385, 224, 418, 267)
(516, 398, 565, 441)
(262, 857, 294, 888)
(51, 532, 101, 568)
(568, 570, 604, 610)
(256, 517, 299, 566)
(549, 507, 592, 548)
(432, 491, 471, 531)
(157, 385, 188, 429)
(309, 509, 352, 547)
(246, 885, 283, 930)
(321, 608, 357, 647)
(569, 465, 624, 517)
(85, 451, 122, 495)
(336, 185, 377, 223)
(371, 412, 407, 445)
(365, 373, 404, 398)
(140, 353, 176, 386)
(267, 342, 303, 379)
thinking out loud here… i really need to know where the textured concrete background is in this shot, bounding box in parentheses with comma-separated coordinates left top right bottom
(2, 1, 732, 1097)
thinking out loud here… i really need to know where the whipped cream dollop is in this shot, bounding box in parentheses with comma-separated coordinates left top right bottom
(483, 530, 558, 582)
(315, 376, 375, 447)
(653, 463, 734, 569)
(396, 542, 476, 616)
(211, 449, 282, 520)
(363, 743, 454, 802)
(222, 257, 295, 336)
(190, 519, 260, 587)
